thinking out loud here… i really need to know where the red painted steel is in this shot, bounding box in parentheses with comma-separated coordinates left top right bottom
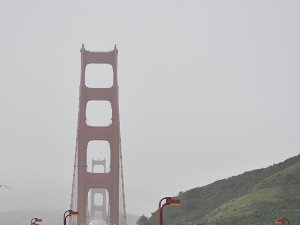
(75, 45, 121, 225)
(120, 144, 127, 225)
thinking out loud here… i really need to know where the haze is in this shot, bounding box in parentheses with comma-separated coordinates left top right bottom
(0, 0, 299, 218)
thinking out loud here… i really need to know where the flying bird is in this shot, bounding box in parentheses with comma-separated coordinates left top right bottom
(0, 184, 12, 190)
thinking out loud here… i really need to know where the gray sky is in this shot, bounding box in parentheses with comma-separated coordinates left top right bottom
(0, 0, 299, 217)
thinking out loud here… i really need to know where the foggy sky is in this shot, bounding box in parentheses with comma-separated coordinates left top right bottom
(0, 0, 299, 219)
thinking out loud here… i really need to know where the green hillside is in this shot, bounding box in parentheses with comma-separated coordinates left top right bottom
(141, 154, 300, 225)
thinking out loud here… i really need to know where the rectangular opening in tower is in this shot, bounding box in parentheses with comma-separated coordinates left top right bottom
(86, 140, 111, 173)
(86, 100, 112, 127)
(94, 192, 104, 206)
(85, 64, 113, 88)
(88, 188, 109, 224)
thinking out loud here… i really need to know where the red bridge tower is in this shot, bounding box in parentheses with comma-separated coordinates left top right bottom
(70, 45, 126, 225)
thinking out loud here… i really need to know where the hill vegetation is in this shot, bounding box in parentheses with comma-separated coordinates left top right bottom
(138, 154, 300, 225)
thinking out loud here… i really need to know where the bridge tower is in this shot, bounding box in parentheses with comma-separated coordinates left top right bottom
(71, 45, 124, 225)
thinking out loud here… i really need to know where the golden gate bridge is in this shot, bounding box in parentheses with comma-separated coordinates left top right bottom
(69, 45, 127, 225)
